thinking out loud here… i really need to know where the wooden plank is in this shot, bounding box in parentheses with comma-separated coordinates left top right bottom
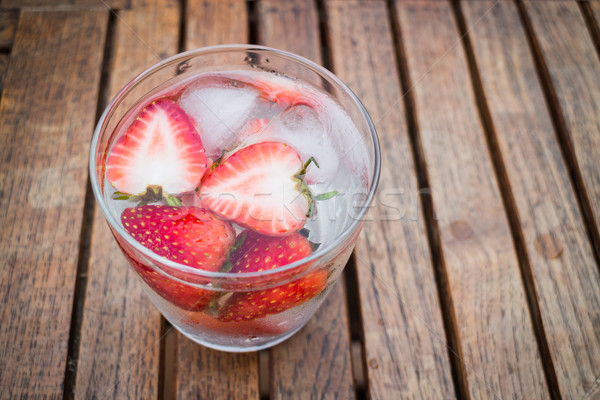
(185, 0, 247, 50)
(0, 53, 8, 93)
(325, 1, 456, 398)
(257, 0, 320, 63)
(524, 0, 600, 252)
(0, 10, 107, 397)
(175, 345, 259, 399)
(73, 0, 179, 398)
(174, 1, 259, 398)
(1, 0, 128, 9)
(394, 1, 550, 398)
(512, 1, 600, 397)
(256, 1, 355, 398)
(0, 10, 18, 49)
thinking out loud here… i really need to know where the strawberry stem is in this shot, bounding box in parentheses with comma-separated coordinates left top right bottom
(163, 192, 182, 207)
(220, 231, 247, 273)
(294, 157, 338, 219)
(315, 191, 338, 201)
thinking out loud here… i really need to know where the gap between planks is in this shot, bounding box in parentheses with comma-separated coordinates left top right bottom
(515, 0, 600, 273)
(578, 0, 600, 60)
(62, 10, 117, 400)
(388, 2, 469, 399)
(315, 1, 367, 395)
(451, 2, 561, 399)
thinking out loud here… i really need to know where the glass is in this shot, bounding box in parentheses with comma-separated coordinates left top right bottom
(90, 45, 380, 352)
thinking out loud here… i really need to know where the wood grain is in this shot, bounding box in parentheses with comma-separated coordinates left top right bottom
(185, 0, 247, 50)
(524, 0, 600, 258)
(464, 1, 600, 397)
(0, 0, 128, 9)
(257, 1, 355, 397)
(326, 1, 455, 398)
(0, 10, 17, 50)
(0, 10, 107, 397)
(74, 0, 180, 398)
(395, 1, 550, 398)
(173, 2, 259, 398)
(175, 344, 259, 399)
(257, 0, 320, 63)
(0, 53, 8, 93)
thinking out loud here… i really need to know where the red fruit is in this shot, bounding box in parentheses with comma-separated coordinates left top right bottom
(106, 99, 207, 195)
(125, 254, 215, 311)
(238, 118, 270, 137)
(253, 79, 317, 109)
(218, 231, 327, 322)
(199, 142, 312, 236)
(121, 205, 236, 310)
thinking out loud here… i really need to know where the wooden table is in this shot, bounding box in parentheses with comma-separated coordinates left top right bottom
(1, 0, 599, 398)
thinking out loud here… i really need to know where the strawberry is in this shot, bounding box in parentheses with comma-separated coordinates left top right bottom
(121, 205, 236, 310)
(199, 141, 315, 236)
(106, 98, 207, 196)
(218, 231, 327, 322)
(252, 78, 317, 109)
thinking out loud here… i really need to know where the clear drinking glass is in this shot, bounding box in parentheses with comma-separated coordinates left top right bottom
(90, 45, 380, 352)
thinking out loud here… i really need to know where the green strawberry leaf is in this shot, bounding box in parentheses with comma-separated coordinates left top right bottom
(314, 191, 338, 201)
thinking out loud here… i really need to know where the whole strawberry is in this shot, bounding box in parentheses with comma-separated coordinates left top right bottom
(121, 205, 235, 310)
(218, 231, 327, 322)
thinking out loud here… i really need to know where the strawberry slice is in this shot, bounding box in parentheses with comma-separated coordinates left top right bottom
(218, 231, 327, 322)
(121, 205, 236, 310)
(106, 99, 207, 195)
(199, 141, 313, 236)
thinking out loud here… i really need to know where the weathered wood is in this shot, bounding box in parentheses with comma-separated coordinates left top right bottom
(173, 2, 259, 398)
(185, 0, 247, 50)
(395, 1, 550, 398)
(74, 0, 180, 398)
(507, 1, 600, 397)
(0, 53, 8, 93)
(257, 3, 355, 397)
(0, 10, 107, 397)
(0, 10, 17, 49)
(1, 0, 128, 9)
(326, 1, 455, 398)
(257, 0, 320, 64)
(175, 344, 259, 399)
(524, 0, 600, 256)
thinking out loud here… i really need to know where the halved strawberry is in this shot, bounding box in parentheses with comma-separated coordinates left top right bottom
(106, 99, 207, 195)
(218, 231, 327, 322)
(121, 205, 235, 310)
(199, 142, 313, 236)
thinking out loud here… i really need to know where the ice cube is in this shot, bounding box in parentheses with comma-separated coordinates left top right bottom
(246, 104, 340, 184)
(179, 77, 259, 158)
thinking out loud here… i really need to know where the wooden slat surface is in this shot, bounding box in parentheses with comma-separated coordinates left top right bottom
(74, 0, 179, 398)
(464, 2, 600, 399)
(256, 1, 355, 398)
(0, 10, 17, 49)
(0, 10, 107, 397)
(1, 0, 128, 9)
(395, 1, 550, 398)
(326, 1, 455, 398)
(524, 0, 600, 254)
(174, 2, 259, 398)
(0, 53, 8, 93)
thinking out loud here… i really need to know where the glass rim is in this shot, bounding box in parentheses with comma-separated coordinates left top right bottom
(89, 44, 381, 280)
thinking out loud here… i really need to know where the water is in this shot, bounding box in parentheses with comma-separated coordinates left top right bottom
(104, 70, 368, 248)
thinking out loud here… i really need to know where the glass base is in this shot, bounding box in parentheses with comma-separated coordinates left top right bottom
(172, 318, 306, 352)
